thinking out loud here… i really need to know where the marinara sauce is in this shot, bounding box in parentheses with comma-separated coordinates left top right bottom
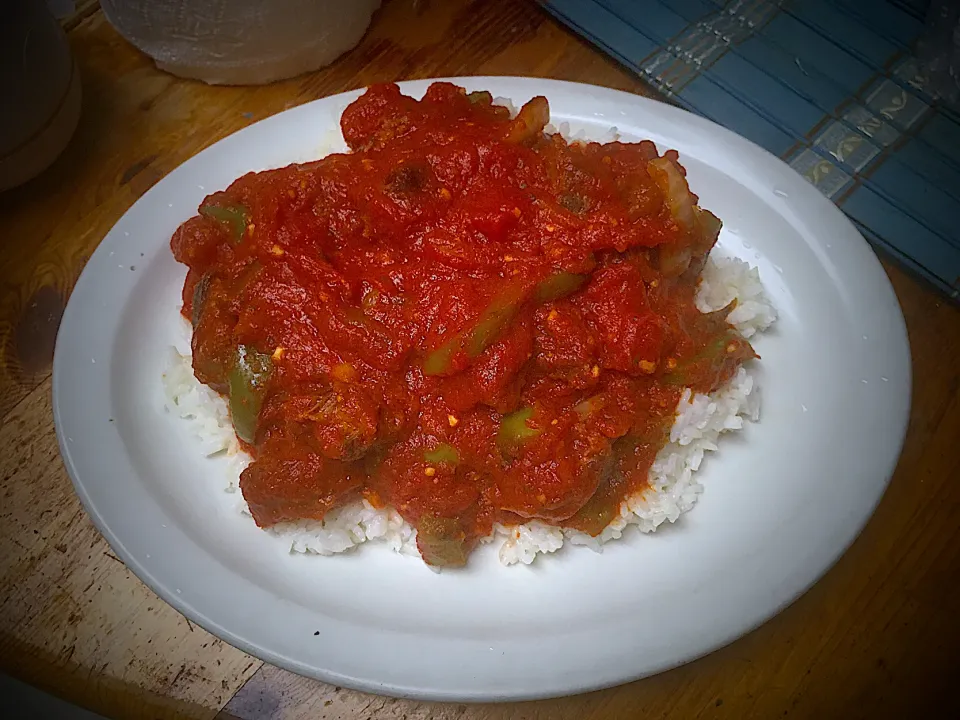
(171, 82, 755, 566)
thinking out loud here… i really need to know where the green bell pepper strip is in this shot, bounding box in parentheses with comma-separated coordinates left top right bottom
(228, 345, 272, 444)
(422, 271, 586, 377)
(565, 427, 668, 535)
(534, 271, 586, 303)
(416, 516, 468, 567)
(423, 443, 460, 465)
(465, 300, 519, 356)
(423, 341, 458, 376)
(564, 480, 620, 536)
(423, 272, 587, 375)
(467, 90, 493, 105)
(497, 406, 541, 452)
(200, 202, 249, 243)
(191, 274, 211, 327)
(423, 288, 522, 376)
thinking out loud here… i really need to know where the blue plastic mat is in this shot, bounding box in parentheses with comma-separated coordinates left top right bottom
(542, 0, 960, 300)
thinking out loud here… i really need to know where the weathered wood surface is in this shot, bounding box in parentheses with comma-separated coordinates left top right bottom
(1, 1, 958, 718)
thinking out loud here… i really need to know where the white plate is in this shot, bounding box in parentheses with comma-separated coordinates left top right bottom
(53, 78, 911, 701)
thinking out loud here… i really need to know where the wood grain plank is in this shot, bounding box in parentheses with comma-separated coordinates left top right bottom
(217, 663, 606, 720)
(0, 378, 262, 719)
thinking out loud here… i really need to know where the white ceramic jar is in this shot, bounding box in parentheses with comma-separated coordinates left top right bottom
(100, 0, 382, 86)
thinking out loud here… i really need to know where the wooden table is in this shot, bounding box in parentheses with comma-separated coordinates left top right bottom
(1, 1, 958, 718)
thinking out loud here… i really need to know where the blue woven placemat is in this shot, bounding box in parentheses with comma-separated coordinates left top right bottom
(543, 0, 960, 301)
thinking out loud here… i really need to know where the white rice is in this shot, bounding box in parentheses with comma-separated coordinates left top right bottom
(162, 255, 776, 566)
(696, 254, 777, 339)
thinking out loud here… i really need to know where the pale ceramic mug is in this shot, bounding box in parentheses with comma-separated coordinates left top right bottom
(101, 0, 382, 85)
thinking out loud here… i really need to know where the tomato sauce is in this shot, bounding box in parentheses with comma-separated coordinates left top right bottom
(171, 82, 756, 566)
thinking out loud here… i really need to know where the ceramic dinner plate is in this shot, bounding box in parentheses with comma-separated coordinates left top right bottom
(53, 77, 911, 701)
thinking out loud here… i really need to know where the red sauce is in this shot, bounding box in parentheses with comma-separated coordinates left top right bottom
(171, 82, 756, 566)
